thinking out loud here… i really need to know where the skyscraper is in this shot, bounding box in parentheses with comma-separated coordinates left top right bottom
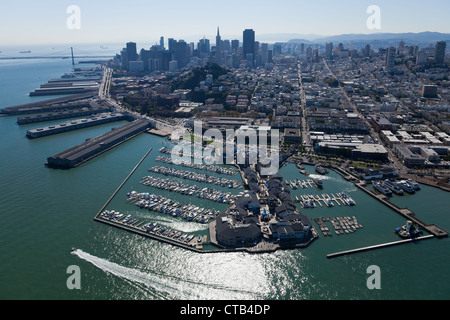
(198, 38, 210, 55)
(127, 42, 137, 62)
(261, 43, 268, 65)
(231, 40, 239, 52)
(174, 40, 189, 69)
(385, 47, 396, 70)
(325, 42, 333, 60)
(215, 27, 222, 65)
(243, 29, 255, 60)
(160, 37, 164, 49)
(126, 42, 138, 62)
(434, 41, 447, 64)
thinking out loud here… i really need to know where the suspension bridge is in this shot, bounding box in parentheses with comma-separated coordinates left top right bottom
(0, 46, 114, 62)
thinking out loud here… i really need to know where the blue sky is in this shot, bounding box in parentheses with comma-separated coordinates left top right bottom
(1, 0, 449, 45)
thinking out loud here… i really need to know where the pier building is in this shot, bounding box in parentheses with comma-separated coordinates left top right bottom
(26, 112, 131, 139)
(46, 119, 151, 168)
(17, 100, 112, 124)
(0, 93, 97, 115)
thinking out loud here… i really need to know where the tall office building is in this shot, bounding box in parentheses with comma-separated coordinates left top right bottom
(215, 27, 223, 65)
(231, 40, 239, 52)
(160, 37, 164, 49)
(325, 42, 333, 60)
(174, 40, 189, 69)
(126, 42, 138, 62)
(243, 29, 255, 60)
(198, 38, 210, 55)
(434, 41, 447, 64)
(416, 50, 428, 65)
(385, 47, 396, 69)
(168, 38, 176, 53)
(261, 43, 269, 65)
(364, 44, 371, 57)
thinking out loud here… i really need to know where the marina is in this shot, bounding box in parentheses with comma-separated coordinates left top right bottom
(148, 165, 242, 188)
(139, 175, 237, 204)
(126, 191, 219, 223)
(331, 165, 448, 239)
(314, 216, 363, 237)
(295, 192, 355, 208)
(98, 209, 205, 249)
(155, 155, 238, 175)
(285, 178, 322, 189)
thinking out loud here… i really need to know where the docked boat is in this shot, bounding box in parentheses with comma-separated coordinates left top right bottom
(395, 220, 423, 239)
(372, 180, 392, 196)
(398, 180, 415, 194)
(406, 179, 420, 191)
(340, 192, 356, 206)
(315, 165, 328, 175)
(383, 179, 404, 195)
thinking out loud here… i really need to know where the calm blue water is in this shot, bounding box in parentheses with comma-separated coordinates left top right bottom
(0, 49, 449, 300)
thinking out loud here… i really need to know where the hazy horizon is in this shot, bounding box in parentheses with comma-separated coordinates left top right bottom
(1, 0, 449, 46)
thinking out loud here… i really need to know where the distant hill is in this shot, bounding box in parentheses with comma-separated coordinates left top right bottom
(311, 32, 450, 44)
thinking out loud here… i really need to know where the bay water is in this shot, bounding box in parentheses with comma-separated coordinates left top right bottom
(1, 47, 449, 300)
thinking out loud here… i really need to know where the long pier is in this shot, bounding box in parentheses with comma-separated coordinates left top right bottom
(327, 235, 435, 258)
(94, 147, 153, 217)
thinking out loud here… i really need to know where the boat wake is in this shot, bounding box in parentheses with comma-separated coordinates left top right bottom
(71, 249, 263, 300)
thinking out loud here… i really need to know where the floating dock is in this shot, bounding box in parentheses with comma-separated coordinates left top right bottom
(46, 119, 151, 168)
(327, 235, 435, 258)
(26, 112, 131, 138)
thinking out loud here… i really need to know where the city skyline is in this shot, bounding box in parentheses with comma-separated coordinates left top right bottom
(1, 0, 450, 46)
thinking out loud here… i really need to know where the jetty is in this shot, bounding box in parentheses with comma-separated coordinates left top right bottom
(327, 235, 435, 258)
